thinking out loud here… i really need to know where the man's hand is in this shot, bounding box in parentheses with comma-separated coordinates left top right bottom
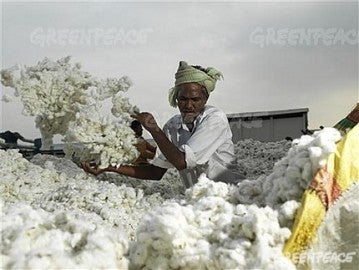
(81, 161, 107, 176)
(131, 111, 160, 133)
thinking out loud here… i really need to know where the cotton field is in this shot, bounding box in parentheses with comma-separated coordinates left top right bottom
(2, 127, 357, 269)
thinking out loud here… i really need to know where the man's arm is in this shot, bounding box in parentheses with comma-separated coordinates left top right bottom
(136, 139, 156, 159)
(145, 140, 157, 154)
(82, 162, 167, 180)
(132, 112, 187, 170)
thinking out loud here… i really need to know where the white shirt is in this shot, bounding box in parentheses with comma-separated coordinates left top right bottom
(151, 105, 239, 188)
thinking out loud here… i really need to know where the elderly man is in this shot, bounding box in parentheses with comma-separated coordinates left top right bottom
(82, 61, 239, 188)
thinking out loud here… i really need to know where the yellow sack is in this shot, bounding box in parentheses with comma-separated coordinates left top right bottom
(283, 124, 359, 263)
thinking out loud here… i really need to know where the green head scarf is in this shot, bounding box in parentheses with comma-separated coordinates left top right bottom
(168, 61, 223, 107)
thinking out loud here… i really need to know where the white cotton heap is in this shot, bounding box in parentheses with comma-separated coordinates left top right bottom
(0, 56, 138, 159)
(234, 128, 341, 208)
(0, 149, 64, 204)
(1, 57, 93, 147)
(98, 168, 185, 200)
(130, 175, 295, 270)
(235, 139, 292, 178)
(0, 128, 349, 269)
(64, 102, 139, 168)
(1, 202, 129, 269)
(0, 151, 164, 241)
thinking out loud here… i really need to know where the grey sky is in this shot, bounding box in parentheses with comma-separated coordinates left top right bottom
(1, 1, 358, 141)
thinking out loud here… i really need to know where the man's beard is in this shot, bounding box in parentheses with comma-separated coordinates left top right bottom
(181, 113, 198, 124)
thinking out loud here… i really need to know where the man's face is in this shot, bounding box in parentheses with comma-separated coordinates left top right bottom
(177, 82, 208, 124)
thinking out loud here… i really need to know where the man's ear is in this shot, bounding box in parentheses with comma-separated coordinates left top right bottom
(201, 86, 209, 101)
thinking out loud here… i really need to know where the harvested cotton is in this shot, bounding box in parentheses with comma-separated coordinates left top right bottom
(235, 139, 291, 178)
(1, 57, 93, 146)
(0, 150, 66, 204)
(234, 128, 341, 208)
(1, 56, 139, 167)
(64, 103, 139, 168)
(1, 202, 129, 269)
(130, 175, 295, 270)
(0, 128, 348, 269)
(0, 150, 164, 240)
(277, 200, 301, 228)
(98, 168, 185, 200)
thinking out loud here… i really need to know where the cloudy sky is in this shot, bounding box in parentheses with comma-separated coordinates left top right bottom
(1, 0, 358, 142)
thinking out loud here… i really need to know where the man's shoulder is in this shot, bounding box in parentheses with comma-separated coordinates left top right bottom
(203, 105, 228, 121)
(164, 114, 182, 129)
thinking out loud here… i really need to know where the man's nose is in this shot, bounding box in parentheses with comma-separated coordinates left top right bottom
(184, 99, 194, 109)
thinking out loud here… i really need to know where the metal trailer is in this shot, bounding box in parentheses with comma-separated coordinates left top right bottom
(227, 108, 309, 143)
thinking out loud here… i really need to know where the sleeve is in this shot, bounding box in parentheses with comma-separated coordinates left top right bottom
(150, 122, 176, 169)
(180, 113, 232, 169)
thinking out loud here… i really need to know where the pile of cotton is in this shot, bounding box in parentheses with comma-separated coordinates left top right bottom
(235, 139, 291, 178)
(1, 56, 140, 168)
(64, 103, 139, 168)
(1, 202, 129, 269)
(99, 138, 292, 200)
(98, 168, 185, 199)
(0, 150, 164, 240)
(0, 127, 347, 269)
(130, 175, 295, 270)
(234, 128, 341, 208)
(128, 128, 342, 269)
(1, 57, 93, 147)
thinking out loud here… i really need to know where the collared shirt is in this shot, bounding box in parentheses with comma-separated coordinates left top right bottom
(151, 105, 239, 188)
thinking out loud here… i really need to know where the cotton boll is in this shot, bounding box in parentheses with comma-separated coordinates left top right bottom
(277, 200, 301, 228)
(294, 135, 313, 147)
(186, 174, 230, 200)
(308, 146, 323, 170)
(214, 246, 246, 269)
(95, 77, 133, 100)
(232, 177, 264, 205)
(169, 239, 211, 269)
(111, 96, 135, 117)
